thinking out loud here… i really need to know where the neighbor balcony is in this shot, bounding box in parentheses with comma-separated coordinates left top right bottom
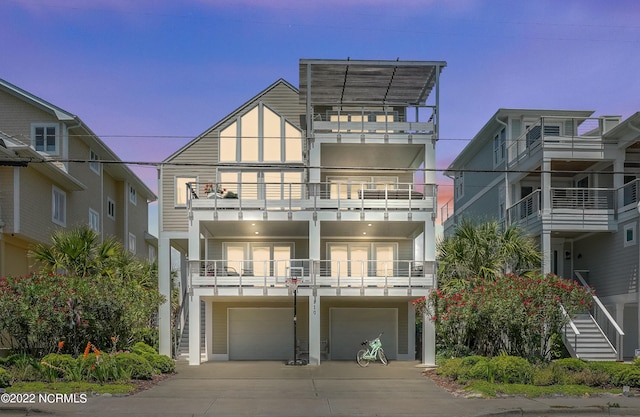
(507, 188, 617, 233)
(188, 258, 435, 297)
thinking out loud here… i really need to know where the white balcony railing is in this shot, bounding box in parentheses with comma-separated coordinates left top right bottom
(189, 259, 435, 291)
(187, 181, 435, 213)
(507, 116, 613, 166)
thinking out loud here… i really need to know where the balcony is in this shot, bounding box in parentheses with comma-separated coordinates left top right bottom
(310, 105, 435, 142)
(187, 181, 436, 214)
(188, 259, 435, 296)
(507, 188, 616, 232)
(507, 117, 616, 167)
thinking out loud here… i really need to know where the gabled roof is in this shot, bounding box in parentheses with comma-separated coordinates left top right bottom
(163, 78, 299, 163)
(0, 78, 156, 201)
(445, 108, 594, 176)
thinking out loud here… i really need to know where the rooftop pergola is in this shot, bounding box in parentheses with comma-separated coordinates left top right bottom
(299, 59, 446, 106)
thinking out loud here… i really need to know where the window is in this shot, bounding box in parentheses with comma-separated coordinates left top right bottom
(148, 246, 157, 263)
(455, 171, 464, 200)
(129, 186, 137, 205)
(107, 198, 116, 219)
(89, 149, 100, 174)
(624, 223, 636, 248)
(128, 233, 137, 254)
(89, 209, 99, 233)
(219, 103, 302, 163)
(493, 128, 506, 166)
(32, 124, 58, 154)
(328, 243, 396, 277)
(175, 177, 196, 205)
(222, 242, 293, 276)
(52, 186, 66, 226)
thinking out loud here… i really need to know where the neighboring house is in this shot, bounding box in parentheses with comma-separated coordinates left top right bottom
(443, 108, 640, 360)
(157, 58, 446, 365)
(0, 78, 157, 277)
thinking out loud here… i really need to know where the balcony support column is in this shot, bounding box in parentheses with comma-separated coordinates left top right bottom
(422, 290, 436, 366)
(188, 292, 201, 365)
(542, 159, 551, 215)
(158, 236, 172, 357)
(613, 152, 625, 210)
(308, 295, 321, 365)
(542, 230, 551, 275)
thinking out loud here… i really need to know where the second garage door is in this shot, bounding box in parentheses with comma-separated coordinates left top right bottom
(329, 308, 398, 360)
(228, 308, 293, 360)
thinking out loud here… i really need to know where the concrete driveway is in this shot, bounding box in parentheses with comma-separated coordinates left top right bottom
(3, 360, 640, 416)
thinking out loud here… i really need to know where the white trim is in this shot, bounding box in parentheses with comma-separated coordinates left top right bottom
(52, 186, 66, 227)
(89, 208, 100, 233)
(89, 149, 100, 175)
(31, 122, 59, 155)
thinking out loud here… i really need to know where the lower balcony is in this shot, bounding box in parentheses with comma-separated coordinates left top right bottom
(507, 188, 616, 232)
(188, 259, 435, 296)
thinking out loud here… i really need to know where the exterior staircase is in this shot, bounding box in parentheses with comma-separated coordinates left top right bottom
(176, 301, 206, 359)
(563, 313, 617, 361)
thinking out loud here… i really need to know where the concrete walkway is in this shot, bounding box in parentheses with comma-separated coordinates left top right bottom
(2, 360, 640, 416)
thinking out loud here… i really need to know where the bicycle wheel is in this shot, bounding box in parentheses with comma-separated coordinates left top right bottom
(378, 349, 388, 366)
(356, 349, 370, 367)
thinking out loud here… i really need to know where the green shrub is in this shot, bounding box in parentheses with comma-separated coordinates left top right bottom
(613, 367, 640, 387)
(567, 369, 611, 387)
(489, 355, 532, 384)
(114, 353, 154, 380)
(0, 367, 11, 388)
(132, 342, 157, 356)
(532, 365, 556, 386)
(4, 354, 41, 381)
(436, 357, 464, 380)
(41, 353, 76, 378)
(553, 358, 587, 372)
(586, 361, 628, 385)
(465, 357, 492, 381)
(142, 353, 175, 374)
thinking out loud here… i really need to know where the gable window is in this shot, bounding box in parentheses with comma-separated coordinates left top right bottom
(129, 186, 137, 205)
(128, 233, 137, 254)
(89, 209, 99, 233)
(32, 123, 59, 154)
(52, 186, 66, 226)
(107, 198, 116, 219)
(219, 102, 302, 163)
(89, 149, 100, 174)
(175, 177, 196, 206)
(493, 127, 506, 166)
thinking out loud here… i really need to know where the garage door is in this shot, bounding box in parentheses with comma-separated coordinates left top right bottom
(330, 308, 397, 360)
(228, 308, 293, 360)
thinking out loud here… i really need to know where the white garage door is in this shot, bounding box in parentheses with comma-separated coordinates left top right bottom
(330, 308, 397, 360)
(228, 308, 294, 360)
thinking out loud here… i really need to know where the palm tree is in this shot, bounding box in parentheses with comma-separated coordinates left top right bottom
(437, 220, 541, 290)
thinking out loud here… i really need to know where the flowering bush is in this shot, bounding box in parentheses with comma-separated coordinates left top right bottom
(414, 273, 593, 360)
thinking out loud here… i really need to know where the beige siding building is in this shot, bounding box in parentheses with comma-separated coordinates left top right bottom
(158, 59, 446, 365)
(0, 78, 157, 277)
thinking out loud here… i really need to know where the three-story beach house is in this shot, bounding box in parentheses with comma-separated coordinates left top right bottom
(157, 59, 446, 365)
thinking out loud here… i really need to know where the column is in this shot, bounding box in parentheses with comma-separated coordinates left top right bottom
(205, 299, 213, 361)
(542, 231, 551, 275)
(422, 291, 436, 366)
(188, 292, 201, 365)
(308, 295, 321, 365)
(158, 236, 172, 357)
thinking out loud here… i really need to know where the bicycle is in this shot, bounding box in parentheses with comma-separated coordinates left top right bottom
(356, 333, 388, 367)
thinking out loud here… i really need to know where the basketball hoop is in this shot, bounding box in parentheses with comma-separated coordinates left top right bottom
(286, 278, 299, 291)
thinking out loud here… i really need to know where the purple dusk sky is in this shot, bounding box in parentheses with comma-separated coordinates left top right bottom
(1, 0, 639, 232)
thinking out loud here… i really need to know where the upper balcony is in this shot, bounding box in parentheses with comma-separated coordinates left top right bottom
(187, 181, 436, 215)
(507, 116, 619, 167)
(309, 105, 435, 143)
